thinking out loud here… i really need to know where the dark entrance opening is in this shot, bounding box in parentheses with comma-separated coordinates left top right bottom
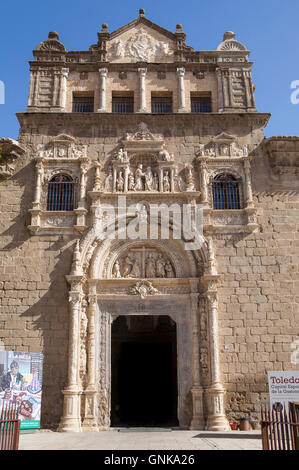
(111, 315, 178, 427)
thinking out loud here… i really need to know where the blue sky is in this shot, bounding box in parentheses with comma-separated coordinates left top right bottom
(0, 0, 299, 139)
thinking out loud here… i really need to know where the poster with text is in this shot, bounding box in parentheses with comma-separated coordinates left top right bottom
(0, 350, 43, 429)
(267, 371, 299, 413)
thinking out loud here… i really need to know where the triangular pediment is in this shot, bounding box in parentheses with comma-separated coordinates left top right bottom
(107, 16, 176, 63)
(212, 132, 237, 143)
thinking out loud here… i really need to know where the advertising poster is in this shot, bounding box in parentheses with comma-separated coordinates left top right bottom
(0, 350, 43, 429)
(267, 371, 299, 412)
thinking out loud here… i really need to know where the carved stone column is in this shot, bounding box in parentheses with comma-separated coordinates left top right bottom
(98, 68, 108, 113)
(33, 159, 44, 209)
(59, 282, 83, 432)
(59, 68, 69, 110)
(138, 68, 147, 113)
(244, 158, 254, 208)
(124, 165, 130, 193)
(177, 67, 187, 112)
(190, 281, 205, 429)
(202, 275, 230, 431)
(82, 287, 99, 431)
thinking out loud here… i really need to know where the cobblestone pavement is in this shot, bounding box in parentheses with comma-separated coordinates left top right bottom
(19, 429, 262, 450)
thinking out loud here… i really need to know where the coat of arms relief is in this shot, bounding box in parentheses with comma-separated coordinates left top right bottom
(108, 28, 174, 62)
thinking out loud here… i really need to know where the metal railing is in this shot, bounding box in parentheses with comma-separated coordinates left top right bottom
(112, 100, 134, 113)
(212, 175, 241, 210)
(0, 403, 20, 450)
(151, 99, 172, 114)
(261, 402, 299, 450)
(47, 175, 75, 211)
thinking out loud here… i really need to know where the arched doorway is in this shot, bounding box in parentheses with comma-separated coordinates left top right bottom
(111, 315, 178, 427)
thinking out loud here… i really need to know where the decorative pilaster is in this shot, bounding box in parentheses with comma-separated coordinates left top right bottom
(27, 68, 39, 109)
(244, 158, 254, 208)
(202, 275, 230, 431)
(190, 281, 205, 429)
(82, 286, 99, 431)
(177, 67, 187, 112)
(138, 68, 147, 113)
(59, 285, 83, 432)
(98, 68, 108, 113)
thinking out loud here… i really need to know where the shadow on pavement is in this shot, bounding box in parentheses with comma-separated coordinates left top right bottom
(193, 433, 261, 440)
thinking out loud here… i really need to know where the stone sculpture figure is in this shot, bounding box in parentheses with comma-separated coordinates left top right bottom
(122, 256, 134, 277)
(156, 254, 166, 278)
(104, 168, 113, 191)
(130, 259, 141, 278)
(116, 171, 124, 192)
(145, 166, 154, 191)
(134, 164, 145, 191)
(174, 168, 185, 192)
(128, 172, 135, 191)
(112, 260, 121, 278)
(145, 254, 156, 278)
(165, 262, 174, 278)
(163, 172, 170, 192)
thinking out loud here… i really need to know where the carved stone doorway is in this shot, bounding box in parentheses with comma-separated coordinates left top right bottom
(111, 315, 178, 427)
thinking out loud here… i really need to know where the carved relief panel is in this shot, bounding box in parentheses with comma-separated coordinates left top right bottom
(112, 247, 176, 279)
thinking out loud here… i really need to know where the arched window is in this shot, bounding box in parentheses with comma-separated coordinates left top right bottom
(47, 174, 75, 211)
(212, 174, 241, 209)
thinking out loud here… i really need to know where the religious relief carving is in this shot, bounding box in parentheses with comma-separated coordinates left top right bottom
(36, 134, 87, 160)
(124, 122, 162, 142)
(112, 248, 176, 279)
(130, 280, 159, 299)
(104, 155, 186, 194)
(109, 29, 174, 62)
(197, 134, 248, 159)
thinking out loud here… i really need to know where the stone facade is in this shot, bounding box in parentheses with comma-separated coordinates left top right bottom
(0, 10, 298, 431)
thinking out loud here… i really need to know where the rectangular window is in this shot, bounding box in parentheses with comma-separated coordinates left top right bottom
(72, 95, 94, 112)
(112, 93, 134, 113)
(191, 94, 212, 113)
(151, 94, 172, 113)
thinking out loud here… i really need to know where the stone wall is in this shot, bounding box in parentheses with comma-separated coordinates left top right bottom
(0, 112, 298, 428)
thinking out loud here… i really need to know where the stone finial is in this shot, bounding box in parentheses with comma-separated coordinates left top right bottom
(101, 23, 108, 32)
(48, 31, 60, 40)
(139, 8, 145, 16)
(71, 240, 83, 276)
(223, 31, 236, 41)
(176, 24, 183, 32)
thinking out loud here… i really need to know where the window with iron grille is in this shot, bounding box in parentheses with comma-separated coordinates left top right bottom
(212, 174, 241, 210)
(151, 96, 172, 113)
(47, 174, 75, 211)
(72, 95, 94, 112)
(112, 95, 134, 113)
(191, 96, 211, 113)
